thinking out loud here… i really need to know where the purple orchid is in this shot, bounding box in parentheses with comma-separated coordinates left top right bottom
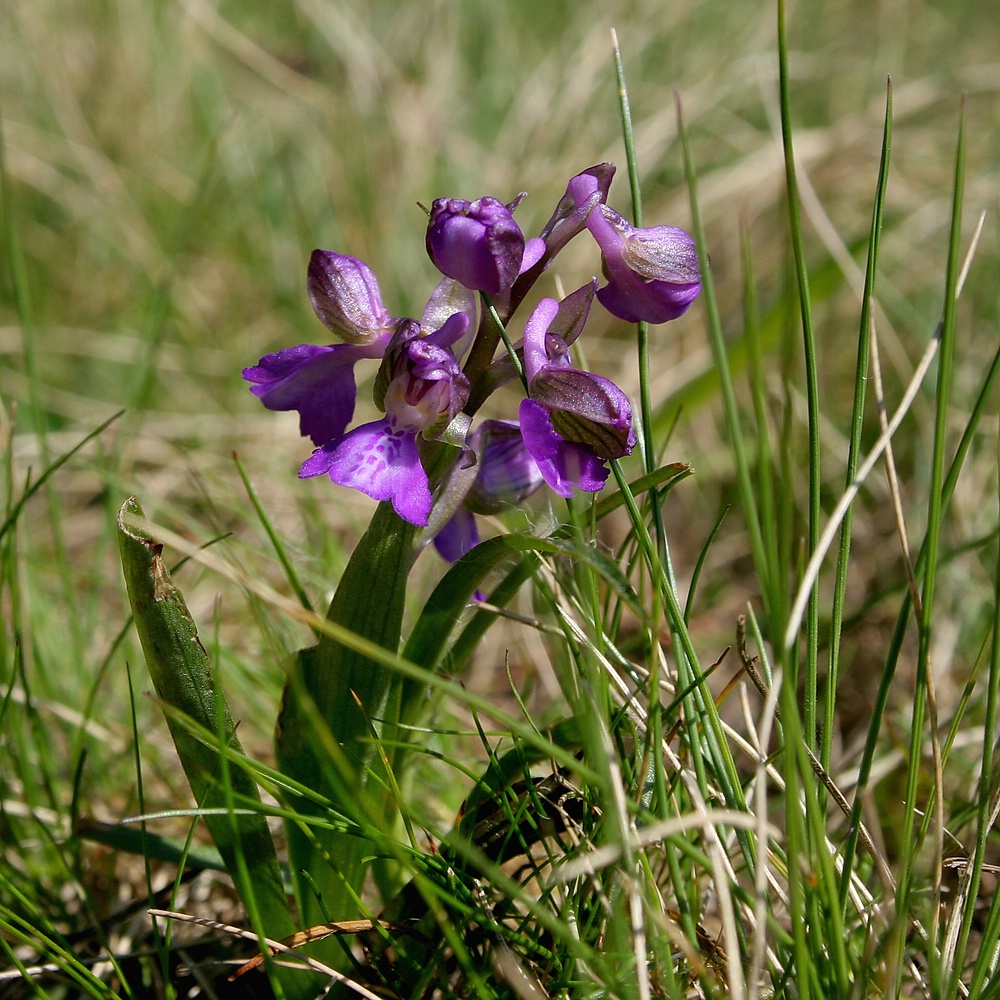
(243, 250, 400, 444)
(585, 205, 701, 324)
(300, 315, 471, 526)
(518, 297, 636, 498)
(248, 165, 695, 544)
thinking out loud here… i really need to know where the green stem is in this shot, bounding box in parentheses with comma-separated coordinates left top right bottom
(777, 0, 821, 746)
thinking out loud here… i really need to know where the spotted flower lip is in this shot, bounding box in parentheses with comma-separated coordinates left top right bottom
(300, 416, 433, 526)
(425, 196, 526, 295)
(586, 204, 701, 324)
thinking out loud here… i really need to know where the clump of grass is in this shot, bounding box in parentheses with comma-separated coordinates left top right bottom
(3, 1, 1000, 998)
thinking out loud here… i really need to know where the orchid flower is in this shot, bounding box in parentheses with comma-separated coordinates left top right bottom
(300, 315, 470, 526)
(518, 297, 635, 497)
(585, 205, 701, 324)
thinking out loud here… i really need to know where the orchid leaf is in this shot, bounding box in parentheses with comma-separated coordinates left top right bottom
(403, 465, 685, 692)
(117, 497, 314, 998)
(402, 531, 638, 707)
(275, 500, 415, 934)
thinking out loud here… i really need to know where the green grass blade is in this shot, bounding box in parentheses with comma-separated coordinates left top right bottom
(890, 96, 966, 999)
(675, 92, 773, 631)
(777, 0, 821, 746)
(823, 78, 892, 774)
(233, 452, 314, 619)
(955, 496, 1000, 990)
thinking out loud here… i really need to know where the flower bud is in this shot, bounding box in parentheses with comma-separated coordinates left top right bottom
(426, 197, 525, 295)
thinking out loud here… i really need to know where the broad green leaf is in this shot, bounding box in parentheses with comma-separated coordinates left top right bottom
(76, 818, 227, 872)
(118, 497, 314, 999)
(275, 500, 415, 932)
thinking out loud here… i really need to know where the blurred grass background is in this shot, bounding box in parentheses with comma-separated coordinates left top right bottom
(1, 0, 999, 985)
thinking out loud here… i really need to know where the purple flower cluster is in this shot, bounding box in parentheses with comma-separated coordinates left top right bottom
(244, 163, 700, 561)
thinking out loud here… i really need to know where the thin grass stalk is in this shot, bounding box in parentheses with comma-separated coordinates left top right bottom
(33, 811, 140, 1000)
(968, 822, 1000, 994)
(778, 668, 812, 1000)
(610, 462, 754, 880)
(675, 94, 775, 633)
(890, 97, 966, 998)
(960, 447, 1000, 993)
(611, 32, 653, 483)
(684, 506, 728, 625)
(234, 453, 315, 620)
(611, 39, 674, 799)
(823, 80, 892, 773)
(828, 235, 999, 905)
(777, 0, 821, 745)
(740, 228, 781, 630)
(0, 909, 112, 999)
(125, 664, 174, 997)
(212, 645, 291, 1000)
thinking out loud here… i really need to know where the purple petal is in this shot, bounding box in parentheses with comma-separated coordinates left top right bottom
(518, 399, 609, 498)
(520, 238, 546, 273)
(243, 343, 371, 445)
(538, 163, 616, 261)
(433, 507, 480, 563)
(596, 278, 702, 325)
(299, 418, 432, 525)
(549, 280, 597, 347)
(521, 298, 561, 383)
